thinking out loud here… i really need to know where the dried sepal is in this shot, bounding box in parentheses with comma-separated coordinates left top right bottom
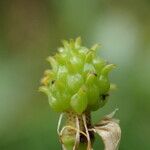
(92, 109, 121, 150)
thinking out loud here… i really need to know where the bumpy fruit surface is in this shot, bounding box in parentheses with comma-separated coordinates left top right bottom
(39, 37, 115, 114)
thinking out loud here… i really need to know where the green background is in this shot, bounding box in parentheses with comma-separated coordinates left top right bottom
(0, 0, 150, 149)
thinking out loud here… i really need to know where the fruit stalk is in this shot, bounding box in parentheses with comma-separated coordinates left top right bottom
(60, 111, 94, 150)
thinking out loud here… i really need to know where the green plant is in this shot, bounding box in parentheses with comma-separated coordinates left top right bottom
(39, 37, 121, 150)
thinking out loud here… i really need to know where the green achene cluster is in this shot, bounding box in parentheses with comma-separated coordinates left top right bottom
(39, 37, 115, 114)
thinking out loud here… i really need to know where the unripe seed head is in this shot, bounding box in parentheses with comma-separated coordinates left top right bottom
(39, 37, 115, 114)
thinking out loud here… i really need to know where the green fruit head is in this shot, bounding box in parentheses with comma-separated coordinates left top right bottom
(39, 37, 115, 114)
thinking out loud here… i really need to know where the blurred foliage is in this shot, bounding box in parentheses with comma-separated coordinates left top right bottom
(0, 0, 150, 149)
